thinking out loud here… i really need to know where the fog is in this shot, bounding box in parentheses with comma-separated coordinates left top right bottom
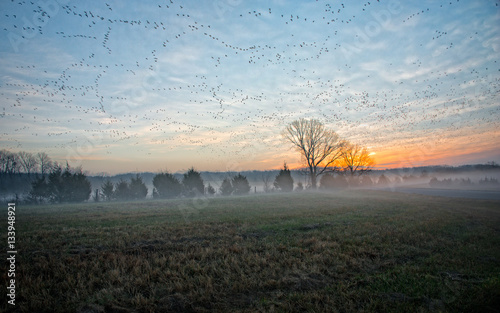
(2, 165, 499, 204)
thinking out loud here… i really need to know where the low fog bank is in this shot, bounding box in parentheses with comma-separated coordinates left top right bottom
(2, 164, 499, 203)
(83, 165, 500, 199)
(373, 166, 500, 191)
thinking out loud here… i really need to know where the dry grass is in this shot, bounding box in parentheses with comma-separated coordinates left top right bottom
(1, 190, 499, 312)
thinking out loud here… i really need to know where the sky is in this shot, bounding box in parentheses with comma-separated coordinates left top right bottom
(0, 0, 499, 175)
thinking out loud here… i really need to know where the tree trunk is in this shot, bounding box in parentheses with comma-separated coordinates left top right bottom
(310, 172, 317, 189)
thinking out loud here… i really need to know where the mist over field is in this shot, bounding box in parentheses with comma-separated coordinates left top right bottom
(2, 163, 500, 202)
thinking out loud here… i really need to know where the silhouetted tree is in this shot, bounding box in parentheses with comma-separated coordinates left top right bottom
(333, 175, 349, 189)
(261, 172, 273, 193)
(0, 149, 9, 174)
(283, 118, 345, 189)
(129, 174, 148, 199)
(479, 177, 499, 186)
(182, 167, 204, 197)
(28, 175, 50, 204)
(46, 165, 63, 201)
(18, 151, 38, 176)
(393, 176, 403, 185)
(339, 143, 374, 177)
(36, 152, 52, 176)
(35, 163, 92, 203)
(0, 150, 20, 175)
(429, 177, 439, 187)
(320, 173, 349, 189)
(220, 177, 233, 196)
(295, 182, 304, 191)
(377, 174, 390, 186)
(359, 175, 373, 187)
(114, 179, 130, 201)
(206, 184, 216, 195)
(232, 173, 251, 195)
(153, 172, 182, 198)
(274, 162, 294, 192)
(101, 179, 115, 201)
(70, 169, 92, 202)
(93, 189, 100, 202)
(320, 173, 335, 189)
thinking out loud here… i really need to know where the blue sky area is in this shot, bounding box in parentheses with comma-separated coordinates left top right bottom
(0, 0, 499, 174)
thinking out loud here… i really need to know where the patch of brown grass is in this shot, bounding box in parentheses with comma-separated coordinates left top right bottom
(1, 190, 499, 312)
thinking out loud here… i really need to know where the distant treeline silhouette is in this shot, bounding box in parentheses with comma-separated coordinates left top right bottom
(429, 176, 499, 188)
(1, 148, 499, 203)
(98, 167, 249, 202)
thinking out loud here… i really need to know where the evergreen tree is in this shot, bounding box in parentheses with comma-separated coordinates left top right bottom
(69, 168, 92, 202)
(206, 184, 216, 195)
(28, 175, 50, 204)
(114, 179, 130, 201)
(152, 172, 182, 198)
(129, 174, 148, 199)
(32, 163, 91, 203)
(182, 167, 205, 197)
(47, 165, 63, 202)
(377, 174, 390, 186)
(220, 177, 233, 196)
(274, 162, 294, 192)
(232, 173, 251, 195)
(101, 179, 115, 201)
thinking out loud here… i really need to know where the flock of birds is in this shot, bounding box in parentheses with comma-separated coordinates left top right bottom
(0, 0, 498, 171)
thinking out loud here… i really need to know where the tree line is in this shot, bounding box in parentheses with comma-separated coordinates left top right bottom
(0, 147, 296, 203)
(0, 150, 53, 176)
(24, 163, 267, 203)
(100, 168, 257, 201)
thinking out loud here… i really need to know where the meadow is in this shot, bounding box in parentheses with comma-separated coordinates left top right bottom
(1, 190, 499, 312)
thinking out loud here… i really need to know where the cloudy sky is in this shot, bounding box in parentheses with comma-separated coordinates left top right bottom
(0, 0, 499, 174)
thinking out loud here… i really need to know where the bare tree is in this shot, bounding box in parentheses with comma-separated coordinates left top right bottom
(261, 172, 273, 193)
(283, 118, 344, 189)
(17, 151, 38, 176)
(0, 149, 10, 174)
(340, 143, 374, 177)
(0, 150, 20, 175)
(37, 152, 52, 175)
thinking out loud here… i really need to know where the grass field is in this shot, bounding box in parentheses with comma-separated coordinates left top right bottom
(2, 190, 500, 312)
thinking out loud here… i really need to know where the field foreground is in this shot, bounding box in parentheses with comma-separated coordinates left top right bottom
(2, 190, 500, 312)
